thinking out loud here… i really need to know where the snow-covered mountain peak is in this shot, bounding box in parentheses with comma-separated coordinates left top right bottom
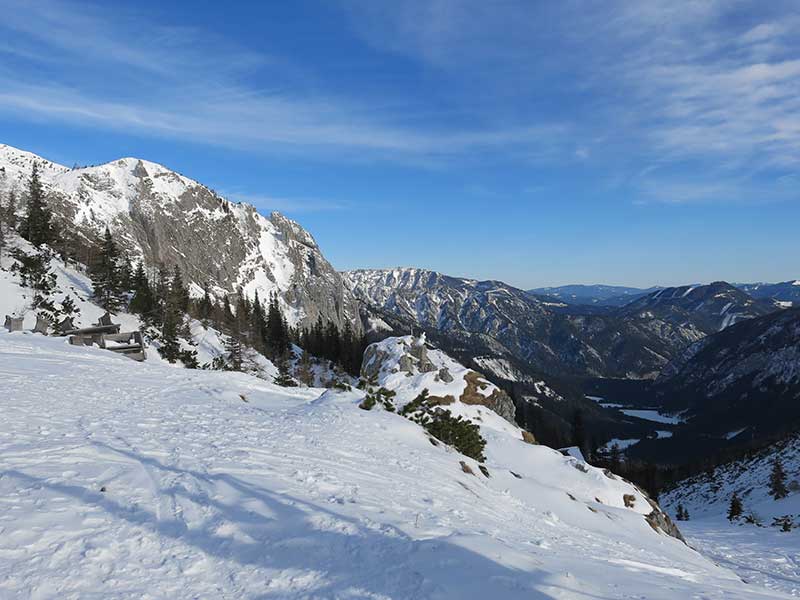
(0, 143, 360, 332)
(0, 143, 69, 182)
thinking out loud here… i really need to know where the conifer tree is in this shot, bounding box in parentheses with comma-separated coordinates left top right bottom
(10, 247, 57, 309)
(21, 163, 54, 247)
(129, 262, 156, 320)
(572, 410, 588, 458)
(5, 190, 17, 231)
(171, 265, 190, 313)
(609, 443, 622, 472)
(118, 254, 133, 292)
(250, 291, 267, 353)
(224, 333, 243, 371)
(770, 459, 789, 500)
(159, 308, 182, 363)
(265, 292, 289, 358)
(89, 228, 125, 312)
(0, 196, 5, 254)
(728, 492, 743, 521)
(222, 296, 236, 331)
(197, 283, 214, 324)
(296, 349, 313, 385)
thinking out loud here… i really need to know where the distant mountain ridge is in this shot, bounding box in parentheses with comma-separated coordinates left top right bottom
(735, 280, 800, 307)
(346, 267, 711, 379)
(618, 282, 779, 333)
(0, 143, 360, 333)
(529, 284, 662, 307)
(625, 307, 800, 464)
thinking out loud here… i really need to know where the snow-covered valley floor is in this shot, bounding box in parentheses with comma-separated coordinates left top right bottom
(0, 331, 790, 599)
(681, 519, 800, 597)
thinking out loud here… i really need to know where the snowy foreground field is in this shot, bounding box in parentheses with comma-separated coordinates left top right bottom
(680, 519, 800, 597)
(0, 332, 790, 599)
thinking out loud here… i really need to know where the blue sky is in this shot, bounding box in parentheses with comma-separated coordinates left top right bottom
(0, 0, 798, 288)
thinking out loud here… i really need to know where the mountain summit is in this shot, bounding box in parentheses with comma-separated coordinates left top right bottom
(0, 144, 359, 332)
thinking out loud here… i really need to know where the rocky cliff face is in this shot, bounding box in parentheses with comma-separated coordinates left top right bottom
(0, 144, 359, 333)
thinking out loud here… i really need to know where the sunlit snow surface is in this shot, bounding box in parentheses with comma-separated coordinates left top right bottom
(0, 333, 788, 598)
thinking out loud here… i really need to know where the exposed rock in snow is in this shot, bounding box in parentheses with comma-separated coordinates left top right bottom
(361, 335, 517, 423)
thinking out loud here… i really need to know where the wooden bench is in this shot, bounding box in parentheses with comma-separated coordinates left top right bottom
(4, 315, 24, 332)
(67, 317, 146, 362)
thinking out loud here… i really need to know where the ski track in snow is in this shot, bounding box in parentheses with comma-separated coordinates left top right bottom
(682, 520, 800, 597)
(0, 332, 790, 599)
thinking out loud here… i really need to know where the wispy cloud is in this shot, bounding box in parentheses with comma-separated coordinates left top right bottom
(343, 0, 800, 202)
(0, 0, 569, 163)
(219, 189, 352, 214)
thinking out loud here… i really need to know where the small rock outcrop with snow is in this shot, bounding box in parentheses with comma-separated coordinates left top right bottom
(0, 144, 359, 333)
(361, 335, 517, 423)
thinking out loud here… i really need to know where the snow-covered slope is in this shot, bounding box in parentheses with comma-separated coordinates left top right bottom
(0, 143, 359, 332)
(1, 331, 786, 597)
(662, 434, 800, 523)
(661, 435, 800, 597)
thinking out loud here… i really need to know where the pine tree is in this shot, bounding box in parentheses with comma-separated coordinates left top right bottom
(129, 262, 156, 320)
(223, 334, 243, 371)
(296, 348, 314, 385)
(770, 459, 789, 500)
(156, 266, 185, 363)
(572, 410, 588, 458)
(118, 254, 133, 293)
(728, 492, 743, 521)
(265, 293, 289, 358)
(89, 228, 125, 312)
(609, 443, 622, 472)
(10, 247, 57, 310)
(21, 163, 54, 247)
(5, 190, 17, 231)
(159, 308, 181, 363)
(250, 291, 267, 353)
(222, 296, 236, 331)
(171, 265, 190, 313)
(273, 354, 297, 387)
(197, 282, 214, 324)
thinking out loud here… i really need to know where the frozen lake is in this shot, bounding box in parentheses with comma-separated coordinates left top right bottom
(621, 409, 683, 424)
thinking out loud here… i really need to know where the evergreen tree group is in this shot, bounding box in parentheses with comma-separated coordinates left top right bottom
(20, 163, 55, 248)
(299, 315, 365, 376)
(675, 504, 690, 521)
(89, 228, 128, 312)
